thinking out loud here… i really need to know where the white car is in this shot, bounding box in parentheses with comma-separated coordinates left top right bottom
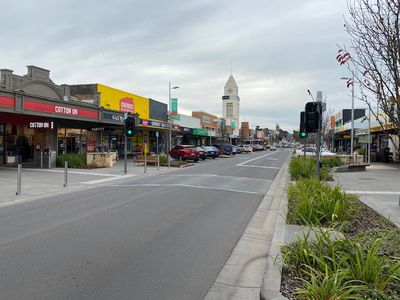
(242, 145, 253, 153)
(320, 149, 336, 157)
(294, 147, 316, 157)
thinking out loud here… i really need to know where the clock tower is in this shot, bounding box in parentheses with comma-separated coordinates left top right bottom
(222, 75, 240, 138)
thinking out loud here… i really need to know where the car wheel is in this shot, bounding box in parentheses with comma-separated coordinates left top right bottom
(212, 156, 216, 159)
(202, 157, 206, 160)
(194, 158, 199, 163)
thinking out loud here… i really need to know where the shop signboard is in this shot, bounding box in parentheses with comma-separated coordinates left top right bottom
(0, 96, 15, 108)
(171, 98, 178, 115)
(29, 121, 54, 129)
(181, 127, 193, 134)
(120, 98, 134, 113)
(101, 111, 125, 124)
(24, 100, 98, 120)
(193, 128, 208, 136)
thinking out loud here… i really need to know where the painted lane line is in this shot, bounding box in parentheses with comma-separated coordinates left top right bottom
(109, 184, 260, 195)
(237, 165, 280, 170)
(23, 169, 121, 177)
(163, 174, 271, 182)
(346, 191, 400, 195)
(83, 175, 136, 185)
(236, 152, 276, 167)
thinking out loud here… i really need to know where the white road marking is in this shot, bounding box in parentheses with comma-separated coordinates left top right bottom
(164, 174, 271, 182)
(109, 184, 260, 195)
(236, 152, 276, 167)
(83, 175, 136, 185)
(23, 168, 120, 177)
(238, 165, 280, 170)
(346, 191, 400, 195)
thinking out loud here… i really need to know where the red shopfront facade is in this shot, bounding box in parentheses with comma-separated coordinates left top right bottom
(0, 93, 102, 165)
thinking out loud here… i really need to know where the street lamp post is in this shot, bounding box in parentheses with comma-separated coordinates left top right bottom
(341, 73, 355, 156)
(168, 82, 179, 169)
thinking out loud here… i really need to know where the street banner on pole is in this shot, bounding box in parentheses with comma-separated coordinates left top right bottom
(171, 98, 178, 115)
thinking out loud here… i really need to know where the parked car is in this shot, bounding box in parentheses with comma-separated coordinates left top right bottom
(270, 145, 277, 151)
(202, 146, 219, 159)
(169, 145, 200, 162)
(241, 145, 253, 153)
(232, 146, 241, 154)
(320, 148, 336, 157)
(254, 144, 264, 151)
(213, 144, 233, 155)
(196, 147, 207, 160)
(294, 147, 316, 157)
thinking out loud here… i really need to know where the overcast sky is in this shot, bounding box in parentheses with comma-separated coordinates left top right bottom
(1, 0, 356, 131)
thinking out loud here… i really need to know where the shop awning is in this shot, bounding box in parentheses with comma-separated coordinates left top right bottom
(193, 128, 208, 136)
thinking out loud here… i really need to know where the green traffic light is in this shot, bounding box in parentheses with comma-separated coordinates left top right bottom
(300, 132, 307, 138)
(127, 130, 132, 135)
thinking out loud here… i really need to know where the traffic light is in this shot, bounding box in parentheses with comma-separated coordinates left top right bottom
(304, 102, 321, 133)
(299, 111, 308, 138)
(125, 116, 135, 137)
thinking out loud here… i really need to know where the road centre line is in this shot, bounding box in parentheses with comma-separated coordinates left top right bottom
(236, 152, 277, 167)
(346, 191, 400, 195)
(164, 174, 271, 182)
(109, 184, 260, 195)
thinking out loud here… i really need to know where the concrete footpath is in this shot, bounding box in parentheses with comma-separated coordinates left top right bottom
(205, 156, 290, 300)
(0, 159, 177, 206)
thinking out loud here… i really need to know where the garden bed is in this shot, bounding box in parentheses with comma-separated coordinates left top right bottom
(280, 157, 400, 299)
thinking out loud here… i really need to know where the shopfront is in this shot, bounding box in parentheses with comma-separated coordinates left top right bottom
(192, 128, 208, 146)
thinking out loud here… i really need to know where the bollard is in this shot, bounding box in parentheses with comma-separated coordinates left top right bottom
(144, 155, 147, 173)
(63, 161, 68, 187)
(16, 164, 22, 196)
(40, 150, 43, 169)
(157, 154, 160, 171)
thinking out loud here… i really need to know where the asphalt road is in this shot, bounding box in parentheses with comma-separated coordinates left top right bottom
(0, 149, 290, 300)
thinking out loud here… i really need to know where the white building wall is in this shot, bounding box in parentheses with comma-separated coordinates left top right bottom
(174, 114, 201, 128)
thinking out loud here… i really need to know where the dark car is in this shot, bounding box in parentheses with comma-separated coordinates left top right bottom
(202, 146, 219, 159)
(169, 145, 200, 162)
(213, 144, 233, 155)
(196, 147, 207, 160)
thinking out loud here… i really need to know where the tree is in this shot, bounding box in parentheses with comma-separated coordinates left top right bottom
(338, 0, 400, 152)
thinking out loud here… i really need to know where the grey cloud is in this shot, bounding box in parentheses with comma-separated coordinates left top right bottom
(0, 0, 353, 131)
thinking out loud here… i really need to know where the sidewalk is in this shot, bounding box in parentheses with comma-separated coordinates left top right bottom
(0, 159, 177, 206)
(333, 163, 400, 228)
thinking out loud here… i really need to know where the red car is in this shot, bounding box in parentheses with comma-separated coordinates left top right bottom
(169, 145, 200, 162)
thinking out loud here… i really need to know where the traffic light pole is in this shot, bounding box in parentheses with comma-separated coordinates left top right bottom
(316, 101, 322, 180)
(124, 113, 128, 175)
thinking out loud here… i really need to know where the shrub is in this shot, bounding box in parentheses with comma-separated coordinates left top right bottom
(289, 157, 332, 181)
(289, 157, 316, 180)
(356, 148, 366, 156)
(322, 156, 343, 168)
(343, 239, 400, 290)
(295, 267, 366, 300)
(159, 154, 168, 165)
(56, 153, 87, 168)
(287, 178, 355, 226)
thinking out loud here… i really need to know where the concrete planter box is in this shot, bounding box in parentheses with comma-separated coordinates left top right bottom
(87, 152, 117, 168)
